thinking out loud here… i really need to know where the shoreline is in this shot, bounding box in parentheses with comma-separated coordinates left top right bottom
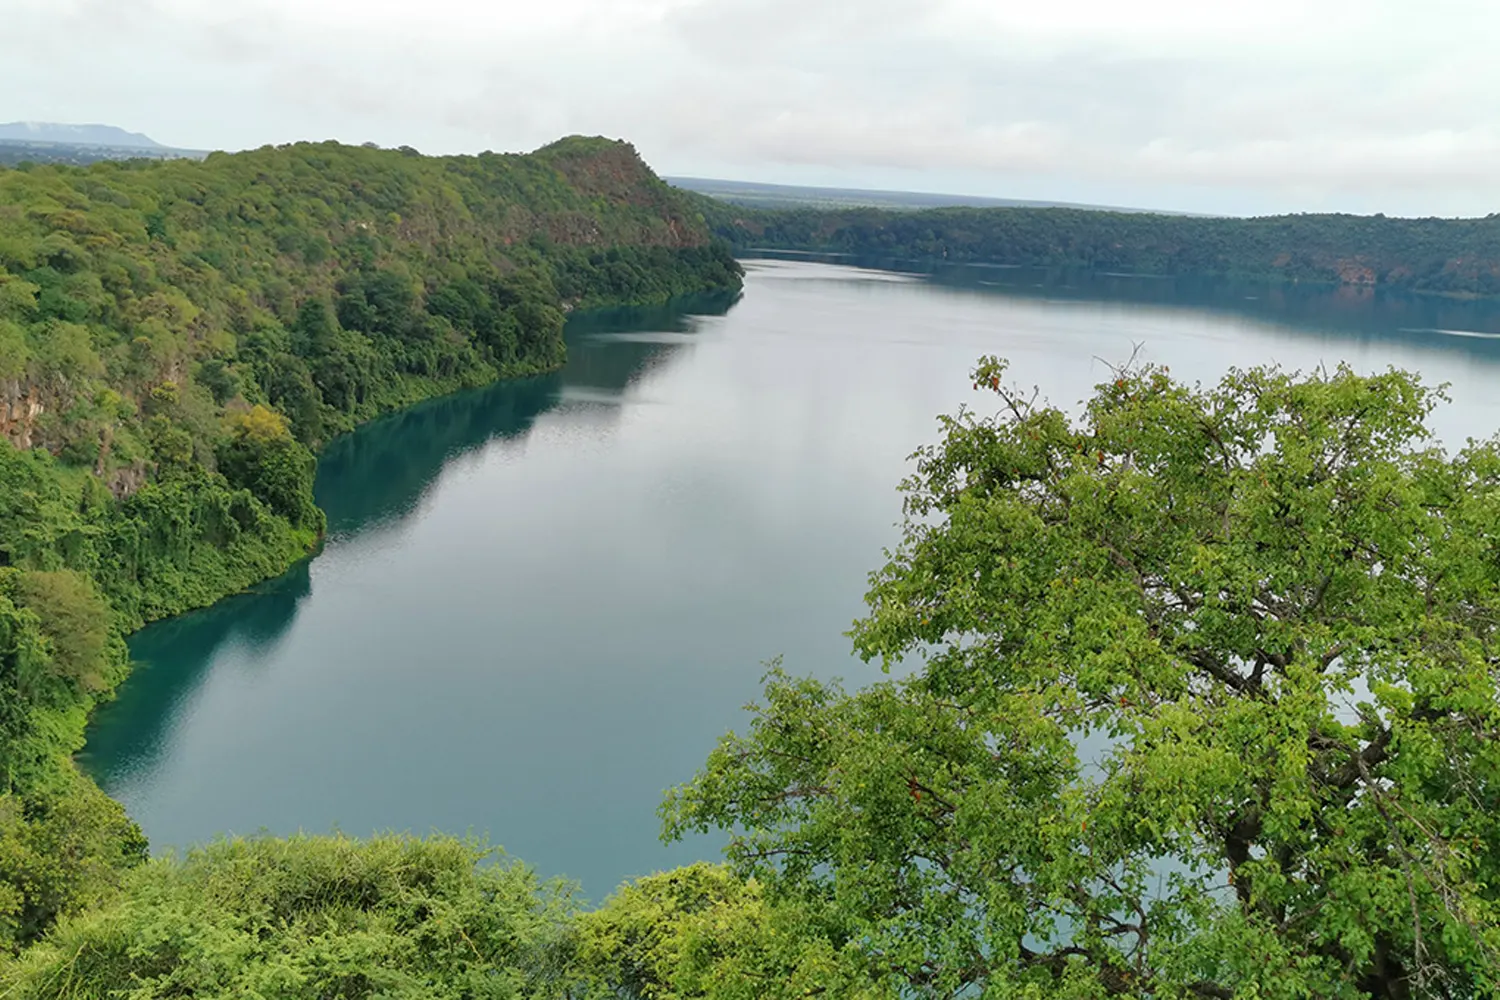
(78, 286, 736, 772)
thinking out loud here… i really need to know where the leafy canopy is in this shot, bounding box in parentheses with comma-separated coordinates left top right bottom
(666, 359, 1500, 999)
(0, 834, 573, 1000)
(576, 863, 880, 1000)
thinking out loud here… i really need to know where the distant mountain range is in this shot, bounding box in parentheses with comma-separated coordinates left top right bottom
(666, 176, 1188, 215)
(0, 122, 165, 149)
(0, 123, 207, 167)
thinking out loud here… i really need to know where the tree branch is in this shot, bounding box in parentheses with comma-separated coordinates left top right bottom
(1329, 727, 1392, 789)
(1186, 650, 1248, 693)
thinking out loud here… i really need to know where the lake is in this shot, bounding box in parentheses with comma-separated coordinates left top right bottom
(82, 258, 1500, 900)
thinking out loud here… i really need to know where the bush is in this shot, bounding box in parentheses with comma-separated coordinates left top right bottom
(0, 834, 573, 999)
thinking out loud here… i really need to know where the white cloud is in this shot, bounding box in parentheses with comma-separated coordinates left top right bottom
(5, 0, 1500, 215)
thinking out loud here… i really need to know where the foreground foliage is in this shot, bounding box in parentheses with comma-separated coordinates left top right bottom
(0, 772, 146, 956)
(576, 863, 882, 1000)
(666, 361, 1500, 998)
(0, 844, 879, 1000)
(0, 835, 574, 999)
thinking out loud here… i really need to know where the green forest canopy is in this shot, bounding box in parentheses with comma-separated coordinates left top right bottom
(664, 359, 1500, 998)
(0, 134, 740, 629)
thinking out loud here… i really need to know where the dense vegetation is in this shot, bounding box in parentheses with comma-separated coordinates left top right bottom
(4, 141, 1497, 995)
(707, 201, 1500, 296)
(4, 359, 1497, 998)
(664, 360, 1500, 998)
(0, 835, 853, 1000)
(0, 136, 740, 958)
(0, 836, 575, 999)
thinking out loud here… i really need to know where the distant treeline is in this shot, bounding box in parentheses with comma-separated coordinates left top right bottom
(702, 201, 1500, 297)
(0, 136, 739, 953)
(666, 176, 1154, 213)
(0, 142, 203, 169)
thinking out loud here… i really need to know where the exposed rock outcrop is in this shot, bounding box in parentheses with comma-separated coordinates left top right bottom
(0, 377, 48, 450)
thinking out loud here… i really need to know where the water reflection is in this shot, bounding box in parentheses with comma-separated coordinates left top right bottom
(753, 251, 1500, 364)
(84, 293, 738, 799)
(316, 292, 741, 538)
(80, 560, 314, 784)
(316, 376, 563, 538)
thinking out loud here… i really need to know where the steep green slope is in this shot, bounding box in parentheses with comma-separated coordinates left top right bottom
(0, 135, 740, 620)
(0, 136, 740, 951)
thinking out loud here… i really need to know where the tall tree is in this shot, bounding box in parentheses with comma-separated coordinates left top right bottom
(667, 359, 1500, 998)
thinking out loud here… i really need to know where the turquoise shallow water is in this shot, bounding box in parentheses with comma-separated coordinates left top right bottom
(83, 259, 1500, 900)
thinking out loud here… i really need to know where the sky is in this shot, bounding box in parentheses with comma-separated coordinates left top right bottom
(5, 0, 1499, 217)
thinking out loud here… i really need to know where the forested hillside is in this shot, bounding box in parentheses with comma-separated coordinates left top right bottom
(707, 201, 1500, 296)
(0, 136, 740, 953)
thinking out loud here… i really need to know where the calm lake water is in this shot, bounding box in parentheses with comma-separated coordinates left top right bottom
(83, 258, 1500, 899)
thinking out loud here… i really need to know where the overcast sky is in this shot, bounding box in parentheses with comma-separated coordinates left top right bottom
(6, 0, 1498, 216)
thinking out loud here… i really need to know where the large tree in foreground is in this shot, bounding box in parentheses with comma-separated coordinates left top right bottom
(666, 360, 1500, 999)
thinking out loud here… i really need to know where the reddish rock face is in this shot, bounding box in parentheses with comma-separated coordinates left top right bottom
(104, 462, 149, 498)
(534, 137, 711, 249)
(2, 378, 151, 497)
(0, 377, 48, 450)
(1336, 260, 1377, 285)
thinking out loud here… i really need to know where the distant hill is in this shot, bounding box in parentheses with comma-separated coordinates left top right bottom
(704, 198, 1500, 298)
(0, 123, 207, 167)
(667, 176, 1180, 215)
(0, 121, 164, 148)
